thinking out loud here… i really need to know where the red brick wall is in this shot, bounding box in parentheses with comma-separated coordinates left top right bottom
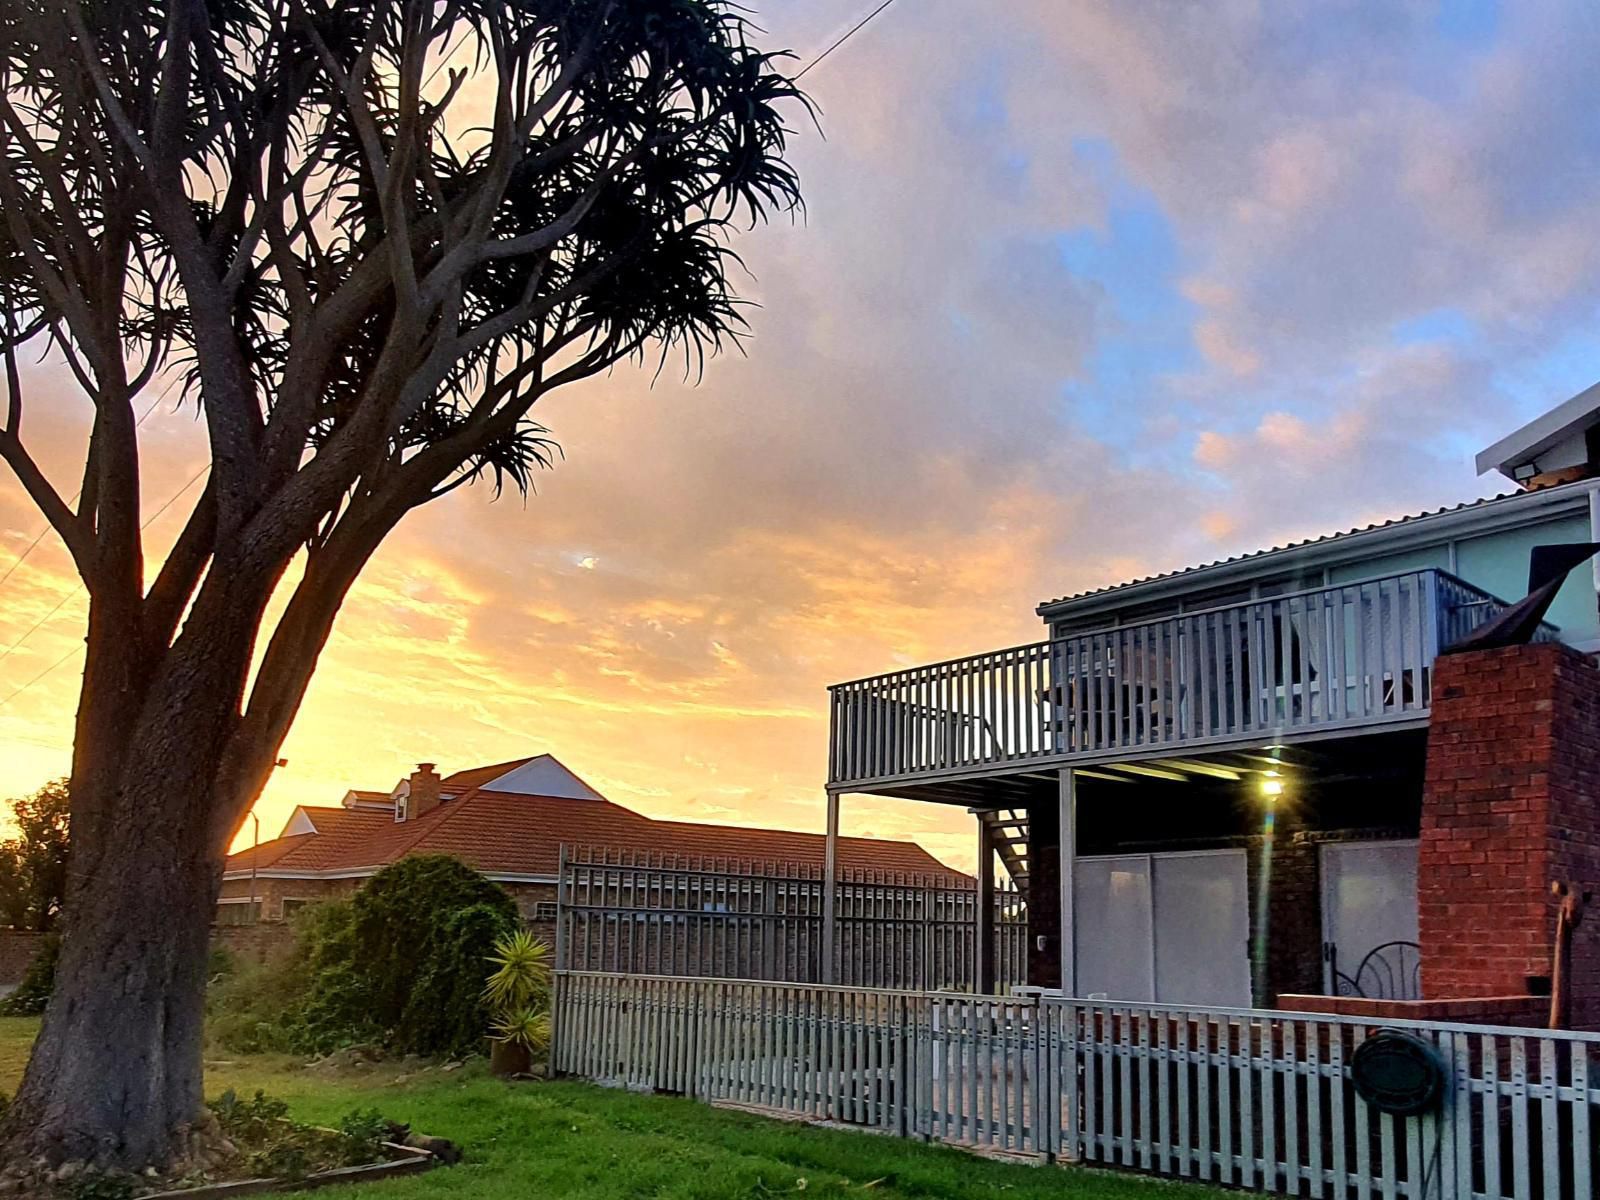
(1280, 992, 1548, 1026)
(211, 922, 297, 964)
(214, 874, 558, 927)
(0, 930, 48, 985)
(1420, 643, 1600, 1026)
(1025, 802, 1061, 987)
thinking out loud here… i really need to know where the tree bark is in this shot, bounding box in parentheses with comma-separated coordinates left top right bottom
(0, 577, 276, 1171)
(0, 750, 224, 1170)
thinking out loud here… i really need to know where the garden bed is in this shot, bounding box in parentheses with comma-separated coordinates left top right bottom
(7, 1090, 452, 1199)
(142, 1140, 436, 1198)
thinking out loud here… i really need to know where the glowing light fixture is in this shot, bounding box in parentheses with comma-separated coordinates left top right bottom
(1260, 770, 1284, 801)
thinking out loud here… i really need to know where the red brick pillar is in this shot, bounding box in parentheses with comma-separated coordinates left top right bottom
(1026, 800, 1061, 988)
(1420, 643, 1600, 1026)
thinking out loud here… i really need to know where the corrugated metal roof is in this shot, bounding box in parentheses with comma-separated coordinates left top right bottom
(1038, 490, 1532, 610)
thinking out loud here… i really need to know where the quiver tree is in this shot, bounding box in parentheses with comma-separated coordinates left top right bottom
(0, 0, 804, 1170)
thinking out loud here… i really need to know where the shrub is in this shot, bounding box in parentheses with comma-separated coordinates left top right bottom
(399, 901, 516, 1057)
(0, 932, 58, 1015)
(350, 855, 517, 1056)
(208, 900, 380, 1056)
(207, 856, 516, 1057)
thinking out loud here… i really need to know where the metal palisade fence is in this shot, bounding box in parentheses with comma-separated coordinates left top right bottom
(556, 845, 1028, 992)
(552, 973, 1600, 1200)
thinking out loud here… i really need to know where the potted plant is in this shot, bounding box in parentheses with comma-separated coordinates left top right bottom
(483, 929, 551, 1077)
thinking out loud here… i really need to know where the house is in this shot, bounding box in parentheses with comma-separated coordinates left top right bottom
(824, 385, 1600, 1025)
(220, 754, 964, 927)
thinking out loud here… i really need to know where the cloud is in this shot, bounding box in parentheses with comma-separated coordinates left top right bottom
(7, 0, 1600, 867)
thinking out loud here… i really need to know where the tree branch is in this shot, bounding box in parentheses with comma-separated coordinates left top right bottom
(0, 345, 93, 575)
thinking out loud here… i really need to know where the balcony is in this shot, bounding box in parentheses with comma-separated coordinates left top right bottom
(827, 569, 1547, 792)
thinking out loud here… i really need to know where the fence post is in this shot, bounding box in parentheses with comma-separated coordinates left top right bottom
(1036, 992, 1049, 1158)
(822, 792, 840, 984)
(1059, 769, 1078, 995)
(555, 843, 569, 972)
(546, 971, 563, 1080)
(976, 815, 996, 995)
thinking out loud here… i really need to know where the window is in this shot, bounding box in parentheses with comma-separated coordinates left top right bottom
(531, 900, 559, 922)
(215, 901, 260, 926)
(281, 898, 312, 919)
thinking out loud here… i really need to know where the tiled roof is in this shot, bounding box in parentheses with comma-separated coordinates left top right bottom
(227, 787, 964, 882)
(1039, 489, 1533, 610)
(342, 789, 396, 807)
(228, 831, 322, 871)
(439, 758, 535, 789)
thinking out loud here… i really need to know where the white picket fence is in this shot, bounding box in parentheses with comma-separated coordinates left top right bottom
(551, 972, 1600, 1200)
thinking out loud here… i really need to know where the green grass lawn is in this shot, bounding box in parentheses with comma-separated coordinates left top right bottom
(2, 1016, 1224, 1199)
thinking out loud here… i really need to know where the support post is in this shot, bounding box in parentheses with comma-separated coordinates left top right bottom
(822, 790, 840, 984)
(976, 812, 996, 994)
(1059, 768, 1077, 996)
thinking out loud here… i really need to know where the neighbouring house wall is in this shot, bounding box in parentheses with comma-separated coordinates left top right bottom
(212, 922, 297, 964)
(214, 874, 559, 929)
(0, 929, 47, 986)
(215, 875, 359, 922)
(1420, 642, 1600, 1027)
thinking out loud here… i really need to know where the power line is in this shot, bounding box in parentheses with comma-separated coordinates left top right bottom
(0, 588, 79, 674)
(0, 464, 210, 705)
(796, 0, 899, 80)
(0, 392, 171, 593)
(0, 644, 81, 713)
(0, 6, 895, 709)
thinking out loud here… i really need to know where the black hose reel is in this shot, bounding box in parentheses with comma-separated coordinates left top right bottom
(1350, 1029, 1447, 1117)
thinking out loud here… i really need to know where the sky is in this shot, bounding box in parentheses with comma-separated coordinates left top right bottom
(4, 0, 1600, 871)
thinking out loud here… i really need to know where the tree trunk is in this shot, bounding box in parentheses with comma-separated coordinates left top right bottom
(0, 577, 271, 1174)
(0, 742, 226, 1172)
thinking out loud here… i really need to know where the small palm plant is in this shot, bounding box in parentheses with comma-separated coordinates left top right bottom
(483, 929, 552, 1076)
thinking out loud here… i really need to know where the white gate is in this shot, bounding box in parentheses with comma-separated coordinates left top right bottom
(1074, 849, 1251, 1007)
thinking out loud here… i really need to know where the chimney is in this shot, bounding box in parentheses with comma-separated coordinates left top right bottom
(409, 763, 442, 820)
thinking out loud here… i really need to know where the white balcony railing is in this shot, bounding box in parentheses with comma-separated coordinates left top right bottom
(828, 569, 1547, 789)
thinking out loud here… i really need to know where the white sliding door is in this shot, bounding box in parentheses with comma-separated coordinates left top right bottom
(1152, 850, 1251, 1006)
(1074, 855, 1154, 1002)
(1074, 849, 1251, 1007)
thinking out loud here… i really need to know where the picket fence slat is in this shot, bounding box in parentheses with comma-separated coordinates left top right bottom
(551, 975, 1600, 1200)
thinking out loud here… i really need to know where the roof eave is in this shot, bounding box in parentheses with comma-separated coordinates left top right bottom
(1036, 480, 1600, 622)
(1475, 380, 1600, 478)
(222, 866, 560, 884)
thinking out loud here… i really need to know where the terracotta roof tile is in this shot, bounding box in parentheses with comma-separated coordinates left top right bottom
(226, 831, 322, 872)
(439, 758, 534, 789)
(227, 787, 964, 882)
